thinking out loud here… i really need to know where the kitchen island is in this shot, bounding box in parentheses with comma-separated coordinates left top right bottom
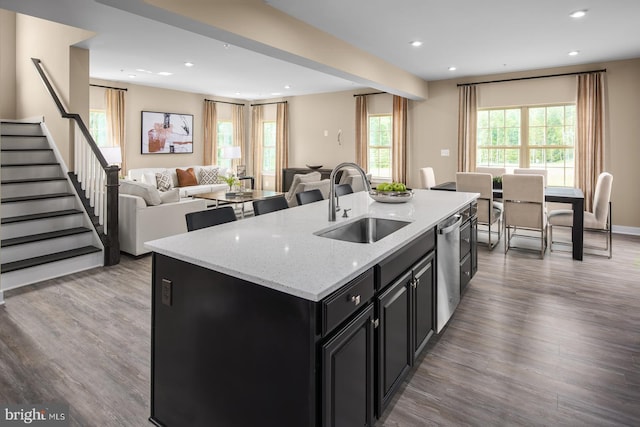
(145, 189, 478, 427)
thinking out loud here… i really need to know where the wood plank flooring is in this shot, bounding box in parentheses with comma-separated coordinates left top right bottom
(1, 231, 639, 426)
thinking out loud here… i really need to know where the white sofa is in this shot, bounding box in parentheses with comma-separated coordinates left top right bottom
(127, 165, 230, 197)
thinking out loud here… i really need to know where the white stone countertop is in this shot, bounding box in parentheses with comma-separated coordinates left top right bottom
(145, 189, 478, 302)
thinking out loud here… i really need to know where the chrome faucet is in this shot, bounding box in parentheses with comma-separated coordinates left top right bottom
(328, 162, 371, 221)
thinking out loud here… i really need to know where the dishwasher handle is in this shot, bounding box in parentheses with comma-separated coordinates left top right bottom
(438, 214, 462, 235)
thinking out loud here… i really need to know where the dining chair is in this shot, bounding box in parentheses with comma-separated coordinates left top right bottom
(456, 172, 502, 250)
(252, 195, 289, 216)
(296, 189, 324, 205)
(185, 206, 237, 231)
(502, 174, 547, 258)
(475, 166, 507, 179)
(514, 168, 548, 187)
(335, 183, 353, 196)
(419, 167, 436, 189)
(548, 172, 613, 258)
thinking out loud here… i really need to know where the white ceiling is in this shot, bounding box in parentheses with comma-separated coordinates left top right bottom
(2, 0, 640, 100)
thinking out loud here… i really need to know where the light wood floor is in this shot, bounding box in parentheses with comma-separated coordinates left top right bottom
(1, 232, 639, 426)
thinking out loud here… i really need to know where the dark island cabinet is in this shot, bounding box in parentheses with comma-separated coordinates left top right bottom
(321, 304, 375, 427)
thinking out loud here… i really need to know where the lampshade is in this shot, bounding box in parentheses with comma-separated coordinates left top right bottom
(220, 146, 241, 159)
(100, 146, 122, 165)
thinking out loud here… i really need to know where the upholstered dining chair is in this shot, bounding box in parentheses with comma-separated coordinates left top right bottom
(548, 172, 613, 258)
(456, 172, 502, 250)
(296, 189, 324, 205)
(514, 168, 548, 187)
(252, 195, 289, 216)
(502, 174, 547, 258)
(185, 206, 237, 231)
(476, 166, 507, 179)
(419, 167, 436, 189)
(335, 183, 353, 196)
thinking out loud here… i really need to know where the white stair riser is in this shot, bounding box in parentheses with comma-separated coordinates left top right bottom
(1, 214, 85, 240)
(1, 136, 49, 150)
(1, 165, 64, 181)
(2, 180, 70, 198)
(2, 232, 95, 263)
(2, 197, 77, 218)
(2, 150, 56, 164)
(0, 123, 42, 136)
(0, 252, 103, 292)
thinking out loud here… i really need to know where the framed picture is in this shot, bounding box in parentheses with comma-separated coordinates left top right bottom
(141, 111, 193, 154)
(237, 165, 246, 178)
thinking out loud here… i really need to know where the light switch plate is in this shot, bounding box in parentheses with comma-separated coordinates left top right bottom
(441, 149, 450, 157)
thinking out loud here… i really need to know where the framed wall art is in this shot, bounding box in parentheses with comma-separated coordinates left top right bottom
(141, 111, 193, 154)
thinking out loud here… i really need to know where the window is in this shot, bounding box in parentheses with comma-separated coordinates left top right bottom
(216, 121, 233, 169)
(89, 109, 108, 147)
(477, 104, 575, 186)
(262, 121, 276, 173)
(368, 114, 392, 179)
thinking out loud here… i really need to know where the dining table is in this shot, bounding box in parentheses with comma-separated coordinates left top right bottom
(431, 181, 585, 260)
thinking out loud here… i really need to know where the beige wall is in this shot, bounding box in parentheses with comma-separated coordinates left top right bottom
(0, 9, 16, 119)
(14, 14, 94, 165)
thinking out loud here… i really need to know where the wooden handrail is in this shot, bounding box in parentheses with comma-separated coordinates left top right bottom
(31, 57, 120, 266)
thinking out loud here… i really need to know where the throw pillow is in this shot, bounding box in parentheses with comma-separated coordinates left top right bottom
(199, 167, 220, 185)
(119, 180, 162, 206)
(176, 167, 198, 187)
(159, 188, 180, 204)
(156, 170, 173, 191)
(141, 171, 157, 187)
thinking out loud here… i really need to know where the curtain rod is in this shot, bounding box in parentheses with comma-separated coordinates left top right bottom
(90, 84, 127, 91)
(353, 91, 385, 97)
(250, 100, 288, 106)
(457, 69, 607, 87)
(204, 98, 246, 106)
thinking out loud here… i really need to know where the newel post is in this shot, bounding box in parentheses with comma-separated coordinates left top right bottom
(105, 165, 120, 266)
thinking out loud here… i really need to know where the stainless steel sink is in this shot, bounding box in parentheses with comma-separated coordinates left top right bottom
(315, 217, 410, 243)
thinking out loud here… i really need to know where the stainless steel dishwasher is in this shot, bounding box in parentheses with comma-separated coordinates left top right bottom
(436, 214, 462, 333)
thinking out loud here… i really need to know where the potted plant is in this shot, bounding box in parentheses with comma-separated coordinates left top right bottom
(223, 173, 239, 195)
(492, 176, 502, 189)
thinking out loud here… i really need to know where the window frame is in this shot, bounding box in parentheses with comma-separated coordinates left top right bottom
(367, 113, 392, 180)
(89, 109, 110, 147)
(216, 120, 234, 169)
(262, 120, 276, 174)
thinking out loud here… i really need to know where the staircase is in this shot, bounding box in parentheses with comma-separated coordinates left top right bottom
(1, 121, 103, 292)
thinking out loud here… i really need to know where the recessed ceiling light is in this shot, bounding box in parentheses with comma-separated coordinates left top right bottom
(284, 85, 291, 89)
(135, 68, 153, 74)
(410, 40, 423, 47)
(271, 92, 282, 96)
(128, 74, 136, 78)
(235, 92, 241, 96)
(448, 66, 457, 71)
(568, 50, 580, 56)
(184, 62, 194, 67)
(569, 10, 587, 18)
(157, 72, 173, 76)
(223, 43, 230, 49)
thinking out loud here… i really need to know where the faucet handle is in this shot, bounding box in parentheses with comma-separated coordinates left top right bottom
(342, 208, 351, 218)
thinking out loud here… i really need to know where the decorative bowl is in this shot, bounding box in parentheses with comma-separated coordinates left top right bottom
(368, 189, 413, 203)
(306, 164, 323, 170)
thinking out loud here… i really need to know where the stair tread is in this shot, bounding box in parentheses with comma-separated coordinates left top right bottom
(1, 177, 67, 184)
(1, 227, 92, 248)
(1, 245, 102, 273)
(1, 148, 52, 151)
(0, 134, 46, 138)
(1, 163, 59, 167)
(1, 192, 74, 203)
(1, 209, 83, 224)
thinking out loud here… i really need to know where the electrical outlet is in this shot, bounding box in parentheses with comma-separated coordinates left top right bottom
(161, 279, 172, 306)
(323, 130, 329, 137)
(441, 149, 450, 157)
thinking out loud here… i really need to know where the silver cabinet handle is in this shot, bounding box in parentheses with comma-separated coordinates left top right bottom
(350, 294, 361, 305)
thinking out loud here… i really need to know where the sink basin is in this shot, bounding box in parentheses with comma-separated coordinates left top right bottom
(315, 217, 411, 243)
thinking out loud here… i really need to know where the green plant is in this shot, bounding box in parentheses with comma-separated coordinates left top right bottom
(492, 176, 502, 184)
(223, 174, 238, 189)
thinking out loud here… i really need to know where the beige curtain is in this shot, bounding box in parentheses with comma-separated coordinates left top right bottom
(576, 72, 605, 211)
(275, 102, 289, 192)
(203, 100, 217, 166)
(392, 96, 408, 182)
(105, 89, 126, 174)
(232, 104, 245, 172)
(457, 85, 477, 172)
(251, 105, 264, 189)
(355, 95, 368, 171)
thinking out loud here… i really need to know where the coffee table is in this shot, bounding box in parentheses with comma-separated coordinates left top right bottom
(194, 190, 284, 218)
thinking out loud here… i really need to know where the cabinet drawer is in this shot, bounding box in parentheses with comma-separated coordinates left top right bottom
(460, 221, 471, 258)
(322, 269, 375, 336)
(376, 229, 435, 290)
(460, 253, 472, 293)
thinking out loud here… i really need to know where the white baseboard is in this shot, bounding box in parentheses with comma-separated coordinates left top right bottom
(0, 290, 4, 306)
(613, 225, 640, 236)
